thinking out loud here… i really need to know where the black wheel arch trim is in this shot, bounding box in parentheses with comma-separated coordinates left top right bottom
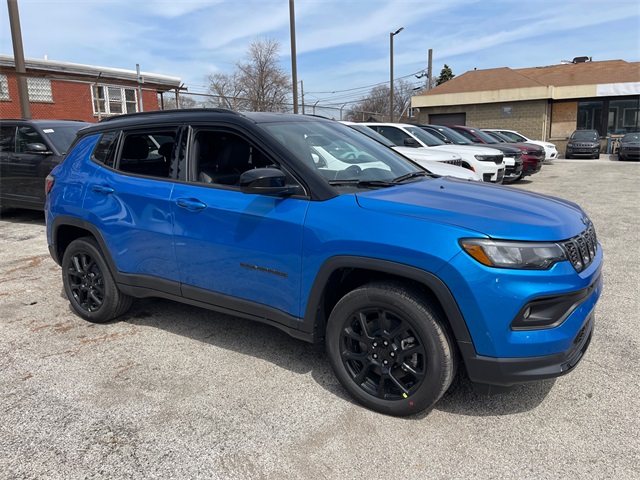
(302, 256, 474, 348)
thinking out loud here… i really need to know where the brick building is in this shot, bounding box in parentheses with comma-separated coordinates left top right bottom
(0, 55, 183, 123)
(411, 59, 640, 152)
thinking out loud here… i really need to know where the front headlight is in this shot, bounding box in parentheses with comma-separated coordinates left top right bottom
(460, 239, 567, 270)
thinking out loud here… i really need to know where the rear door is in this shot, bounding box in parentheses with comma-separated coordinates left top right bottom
(83, 127, 180, 284)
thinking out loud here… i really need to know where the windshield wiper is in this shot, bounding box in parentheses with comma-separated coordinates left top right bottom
(392, 171, 431, 183)
(328, 179, 395, 188)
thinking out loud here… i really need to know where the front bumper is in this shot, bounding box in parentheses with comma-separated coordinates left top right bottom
(521, 157, 543, 176)
(462, 312, 594, 391)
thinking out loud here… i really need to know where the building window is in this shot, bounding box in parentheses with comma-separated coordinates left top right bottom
(577, 100, 603, 135)
(91, 85, 138, 116)
(0, 75, 9, 100)
(608, 97, 640, 134)
(27, 77, 53, 102)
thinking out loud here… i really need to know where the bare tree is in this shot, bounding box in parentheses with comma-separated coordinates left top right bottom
(160, 94, 200, 110)
(393, 79, 416, 119)
(206, 72, 246, 110)
(204, 38, 291, 112)
(346, 79, 415, 121)
(235, 38, 291, 112)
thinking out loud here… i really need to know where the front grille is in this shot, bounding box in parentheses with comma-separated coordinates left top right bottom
(561, 224, 598, 272)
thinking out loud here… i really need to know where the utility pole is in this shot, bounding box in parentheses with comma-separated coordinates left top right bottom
(7, 0, 31, 119)
(427, 48, 433, 90)
(289, 0, 298, 113)
(389, 27, 404, 122)
(136, 64, 144, 112)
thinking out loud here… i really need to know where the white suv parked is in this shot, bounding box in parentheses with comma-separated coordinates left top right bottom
(362, 123, 505, 183)
(342, 122, 481, 181)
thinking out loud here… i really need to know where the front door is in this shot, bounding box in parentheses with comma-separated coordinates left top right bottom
(172, 128, 309, 323)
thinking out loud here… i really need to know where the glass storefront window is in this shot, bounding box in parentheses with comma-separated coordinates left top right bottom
(608, 98, 640, 134)
(577, 101, 603, 135)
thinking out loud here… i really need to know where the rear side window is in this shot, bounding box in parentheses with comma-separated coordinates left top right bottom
(117, 130, 177, 179)
(92, 131, 120, 168)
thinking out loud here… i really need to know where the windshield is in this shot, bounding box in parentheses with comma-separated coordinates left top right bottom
(571, 131, 599, 140)
(404, 126, 446, 146)
(260, 121, 425, 189)
(486, 131, 510, 143)
(349, 124, 396, 148)
(427, 126, 474, 145)
(499, 131, 527, 142)
(42, 124, 87, 154)
(467, 129, 500, 144)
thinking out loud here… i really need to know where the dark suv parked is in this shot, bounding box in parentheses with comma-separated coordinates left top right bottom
(45, 110, 603, 416)
(0, 119, 90, 211)
(565, 130, 600, 159)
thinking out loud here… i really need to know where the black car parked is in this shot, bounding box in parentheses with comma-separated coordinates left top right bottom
(0, 119, 90, 211)
(617, 132, 640, 161)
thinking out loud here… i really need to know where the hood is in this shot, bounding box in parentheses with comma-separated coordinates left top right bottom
(415, 160, 481, 181)
(392, 146, 461, 163)
(477, 143, 522, 155)
(429, 144, 504, 156)
(355, 178, 588, 240)
(568, 139, 599, 146)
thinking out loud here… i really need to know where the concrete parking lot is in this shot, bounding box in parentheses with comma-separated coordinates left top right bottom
(1, 156, 638, 479)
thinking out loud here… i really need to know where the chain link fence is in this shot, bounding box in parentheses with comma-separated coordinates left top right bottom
(158, 90, 395, 122)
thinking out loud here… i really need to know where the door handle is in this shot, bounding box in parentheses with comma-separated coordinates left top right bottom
(176, 198, 207, 211)
(92, 185, 115, 194)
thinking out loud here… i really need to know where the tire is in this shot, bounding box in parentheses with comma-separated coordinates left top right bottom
(61, 237, 132, 323)
(325, 281, 456, 416)
(594, 153, 600, 159)
(565, 152, 571, 159)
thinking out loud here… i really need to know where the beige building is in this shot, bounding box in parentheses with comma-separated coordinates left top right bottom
(411, 59, 640, 152)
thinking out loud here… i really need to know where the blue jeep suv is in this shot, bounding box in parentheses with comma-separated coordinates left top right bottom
(45, 110, 603, 416)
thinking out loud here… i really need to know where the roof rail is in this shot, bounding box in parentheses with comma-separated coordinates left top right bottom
(98, 108, 237, 123)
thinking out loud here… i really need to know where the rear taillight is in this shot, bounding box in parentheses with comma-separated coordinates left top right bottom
(45, 174, 55, 195)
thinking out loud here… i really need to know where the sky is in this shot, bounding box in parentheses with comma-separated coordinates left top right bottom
(1, 0, 639, 109)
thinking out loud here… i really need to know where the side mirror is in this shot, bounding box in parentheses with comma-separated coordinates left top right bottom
(239, 168, 297, 196)
(25, 142, 52, 154)
(403, 137, 420, 148)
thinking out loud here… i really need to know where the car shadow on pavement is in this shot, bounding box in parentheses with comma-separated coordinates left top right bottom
(121, 297, 554, 418)
(434, 368, 555, 417)
(0, 208, 46, 225)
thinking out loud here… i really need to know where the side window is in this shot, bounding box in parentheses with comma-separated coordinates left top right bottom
(117, 130, 177, 179)
(455, 129, 477, 142)
(193, 130, 276, 186)
(379, 127, 409, 146)
(92, 131, 120, 168)
(0, 125, 16, 153)
(16, 126, 45, 153)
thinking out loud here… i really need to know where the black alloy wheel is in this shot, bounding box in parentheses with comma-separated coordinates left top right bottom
(326, 282, 456, 416)
(62, 237, 132, 323)
(67, 250, 105, 313)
